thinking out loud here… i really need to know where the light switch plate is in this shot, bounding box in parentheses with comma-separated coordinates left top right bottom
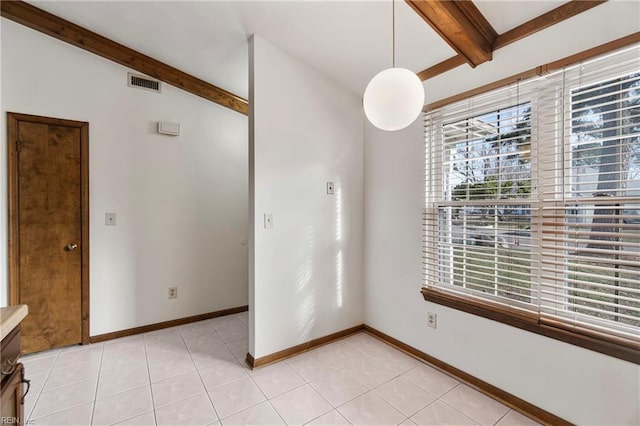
(326, 182, 335, 195)
(264, 213, 273, 229)
(105, 212, 116, 226)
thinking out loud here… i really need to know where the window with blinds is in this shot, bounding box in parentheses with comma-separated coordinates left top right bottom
(424, 45, 640, 355)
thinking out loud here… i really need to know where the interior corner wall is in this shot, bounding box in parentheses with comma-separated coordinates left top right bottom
(1, 19, 249, 335)
(362, 85, 640, 426)
(364, 4, 640, 424)
(364, 119, 639, 425)
(249, 35, 364, 359)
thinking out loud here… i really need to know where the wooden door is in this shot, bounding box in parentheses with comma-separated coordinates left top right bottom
(7, 113, 89, 354)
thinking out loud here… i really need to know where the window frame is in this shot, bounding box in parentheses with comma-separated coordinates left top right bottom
(422, 47, 640, 365)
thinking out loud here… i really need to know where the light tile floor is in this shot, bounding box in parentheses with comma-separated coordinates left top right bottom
(21, 313, 541, 426)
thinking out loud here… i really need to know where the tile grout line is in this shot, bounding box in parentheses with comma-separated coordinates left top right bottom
(302, 365, 347, 423)
(211, 335, 269, 422)
(436, 383, 494, 426)
(493, 408, 512, 426)
(28, 348, 99, 421)
(29, 323, 223, 423)
(24, 349, 62, 421)
(284, 337, 392, 424)
(355, 335, 513, 425)
(180, 325, 223, 424)
(204, 315, 277, 424)
(96, 341, 155, 424)
(309, 339, 446, 425)
(214, 314, 287, 424)
(289, 341, 406, 425)
(276, 386, 330, 426)
(266, 399, 290, 426)
(142, 331, 159, 426)
(89, 343, 106, 425)
(363, 330, 531, 424)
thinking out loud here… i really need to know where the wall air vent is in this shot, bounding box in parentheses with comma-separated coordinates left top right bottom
(127, 73, 161, 93)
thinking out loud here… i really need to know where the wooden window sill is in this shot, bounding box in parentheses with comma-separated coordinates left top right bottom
(421, 287, 640, 364)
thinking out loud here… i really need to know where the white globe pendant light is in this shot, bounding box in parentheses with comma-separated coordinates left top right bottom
(363, 67, 424, 131)
(364, 0, 424, 132)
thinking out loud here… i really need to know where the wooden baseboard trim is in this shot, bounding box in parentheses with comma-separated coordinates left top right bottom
(245, 352, 255, 369)
(89, 305, 248, 344)
(247, 324, 364, 369)
(362, 325, 572, 426)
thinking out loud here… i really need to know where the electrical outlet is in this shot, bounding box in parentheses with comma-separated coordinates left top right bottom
(326, 182, 335, 195)
(168, 287, 178, 299)
(427, 312, 437, 329)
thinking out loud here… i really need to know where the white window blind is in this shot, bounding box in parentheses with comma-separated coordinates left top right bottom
(538, 47, 640, 343)
(424, 45, 640, 347)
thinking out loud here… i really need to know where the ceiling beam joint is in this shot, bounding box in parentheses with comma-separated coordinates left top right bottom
(406, 0, 497, 67)
(414, 0, 609, 82)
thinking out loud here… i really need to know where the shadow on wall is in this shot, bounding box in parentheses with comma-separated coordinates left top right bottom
(295, 182, 346, 341)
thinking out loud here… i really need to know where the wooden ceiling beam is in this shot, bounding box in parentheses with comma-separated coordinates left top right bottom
(0, 0, 249, 115)
(417, 55, 467, 81)
(414, 0, 609, 81)
(494, 0, 608, 50)
(406, 0, 497, 67)
(456, 1, 498, 49)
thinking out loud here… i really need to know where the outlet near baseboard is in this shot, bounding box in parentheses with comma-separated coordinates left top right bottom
(168, 287, 178, 299)
(427, 312, 437, 329)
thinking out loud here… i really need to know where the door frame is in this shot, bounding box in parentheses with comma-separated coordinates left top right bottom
(7, 112, 90, 345)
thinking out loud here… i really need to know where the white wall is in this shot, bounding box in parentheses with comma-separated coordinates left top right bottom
(1, 19, 249, 335)
(249, 35, 363, 359)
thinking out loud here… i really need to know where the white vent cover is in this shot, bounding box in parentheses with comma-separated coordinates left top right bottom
(158, 121, 180, 136)
(128, 73, 161, 93)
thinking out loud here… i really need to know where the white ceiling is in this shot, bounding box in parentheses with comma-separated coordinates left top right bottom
(28, 1, 590, 100)
(474, 0, 565, 34)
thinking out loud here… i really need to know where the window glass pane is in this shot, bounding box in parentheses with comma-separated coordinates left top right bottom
(563, 72, 640, 329)
(444, 103, 532, 201)
(440, 205, 533, 304)
(571, 73, 640, 198)
(438, 103, 534, 306)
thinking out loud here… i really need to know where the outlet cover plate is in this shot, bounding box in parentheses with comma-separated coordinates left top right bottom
(168, 287, 178, 299)
(427, 312, 437, 329)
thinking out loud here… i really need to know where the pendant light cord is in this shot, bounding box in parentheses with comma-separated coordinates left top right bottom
(392, 0, 396, 68)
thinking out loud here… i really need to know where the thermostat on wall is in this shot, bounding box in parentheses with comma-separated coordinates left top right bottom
(158, 121, 180, 136)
